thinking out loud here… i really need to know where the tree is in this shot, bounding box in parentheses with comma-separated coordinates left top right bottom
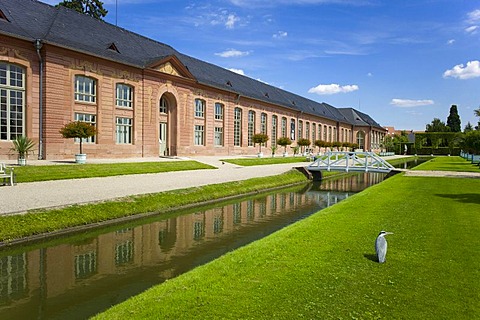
(475, 108, 480, 118)
(426, 118, 450, 132)
(57, 0, 108, 20)
(60, 121, 97, 155)
(252, 133, 269, 155)
(464, 122, 473, 133)
(277, 137, 292, 154)
(446, 104, 461, 132)
(297, 138, 311, 153)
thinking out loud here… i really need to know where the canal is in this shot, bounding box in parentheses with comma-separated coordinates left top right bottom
(0, 172, 386, 319)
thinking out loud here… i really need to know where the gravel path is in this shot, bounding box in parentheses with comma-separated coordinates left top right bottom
(404, 170, 480, 179)
(0, 157, 308, 215)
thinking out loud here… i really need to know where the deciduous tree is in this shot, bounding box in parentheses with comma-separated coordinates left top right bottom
(57, 0, 108, 20)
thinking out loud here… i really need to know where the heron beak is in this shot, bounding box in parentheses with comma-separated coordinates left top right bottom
(386, 232, 394, 235)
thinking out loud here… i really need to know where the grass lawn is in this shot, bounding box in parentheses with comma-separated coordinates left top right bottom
(413, 156, 480, 172)
(0, 170, 308, 242)
(12, 161, 214, 183)
(221, 156, 310, 166)
(95, 174, 480, 319)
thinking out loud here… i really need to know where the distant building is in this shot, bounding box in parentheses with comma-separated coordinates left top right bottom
(0, 0, 386, 160)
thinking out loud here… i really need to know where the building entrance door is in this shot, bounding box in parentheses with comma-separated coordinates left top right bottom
(159, 122, 167, 156)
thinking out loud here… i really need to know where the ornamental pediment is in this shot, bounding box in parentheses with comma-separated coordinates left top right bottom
(148, 55, 195, 80)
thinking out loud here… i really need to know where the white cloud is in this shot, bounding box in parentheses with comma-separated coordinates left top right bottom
(229, 0, 365, 8)
(225, 14, 239, 29)
(308, 83, 359, 95)
(273, 31, 288, 39)
(367, 72, 373, 77)
(443, 60, 480, 79)
(467, 9, 480, 23)
(390, 99, 434, 107)
(447, 39, 455, 45)
(215, 49, 251, 58)
(465, 25, 478, 34)
(228, 68, 245, 75)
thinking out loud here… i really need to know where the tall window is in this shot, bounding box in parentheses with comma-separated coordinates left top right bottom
(318, 124, 322, 140)
(194, 125, 204, 145)
(115, 240, 134, 265)
(159, 96, 168, 114)
(0, 63, 25, 140)
(116, 117, 133, 144)
(306, 122, 310, 140)
(195, 99, 205, 118)
(312, 124, 316, 142)
(0, 254, 27, 301)
(260, 113, 267, 134)
(328, 126, 332, 142)
(215, 103, 224, 120)
(271, 115, 278, 147)
(281, 117, 287, 138)
(333, 127, 337, 142)
(116, 83, 133, 108)
(75, 251, 97, 279)
(298, 120, 303, 139)
(248, 110, 255, 147)
(323, 125, 327, 141)
(74, 113, 96, 143)
(234, 108, 242, 146)
(74, 75, 96, 103)
(357, 131, 365, 149)
(290, 119, 296, 140)
(214, 127, 223, 146)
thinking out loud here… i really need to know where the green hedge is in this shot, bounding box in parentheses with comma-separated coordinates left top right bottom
(414, 147, 460, 156)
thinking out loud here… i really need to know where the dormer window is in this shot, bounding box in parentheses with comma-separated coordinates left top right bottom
(107, 42, 120, 53)
(0, 9, 9, 22)
(226, 80, 233, 87)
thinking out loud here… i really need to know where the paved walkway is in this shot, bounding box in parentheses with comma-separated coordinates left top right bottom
(0, 156, 308, 215)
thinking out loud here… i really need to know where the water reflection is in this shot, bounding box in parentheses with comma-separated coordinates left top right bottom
(0, 174, 379, 320)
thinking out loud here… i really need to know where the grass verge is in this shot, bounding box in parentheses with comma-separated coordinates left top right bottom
(94, 174, 480, 319)
(221, 156, 310, 166)
(413, 155, 480, 172)
(0, 170, 308, 243)
(12, 161, 214, 183)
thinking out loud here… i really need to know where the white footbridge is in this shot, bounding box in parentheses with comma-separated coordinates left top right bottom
(307, 151, 397, 179)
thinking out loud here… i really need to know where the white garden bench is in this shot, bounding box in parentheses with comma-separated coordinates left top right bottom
(0, 163, 14, 186)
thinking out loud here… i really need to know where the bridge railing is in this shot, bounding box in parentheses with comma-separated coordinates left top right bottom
(307, 151, 395, 173)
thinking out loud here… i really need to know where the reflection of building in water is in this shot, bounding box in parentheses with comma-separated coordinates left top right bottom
(0, 190, 334, 316)
(318, 172, 385, 192)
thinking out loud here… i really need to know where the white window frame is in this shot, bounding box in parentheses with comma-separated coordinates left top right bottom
(214, 102, 224, 120)
(0, 63, 25, 141)
(234, 108, 242, 146)
(116, 117, 133, 144)
(159, 96, 168, 114)
(214, 127, 223, 146)
(195, 99, 205, 118)
(194, 125, 205, 146)
(116, 83, 133, 108)
(74, 75, 96, 103)
(247, 111, 255, 147)
(74, 113, 96, 143)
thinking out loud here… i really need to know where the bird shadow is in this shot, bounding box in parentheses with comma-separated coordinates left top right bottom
(364, 253, 378, 262)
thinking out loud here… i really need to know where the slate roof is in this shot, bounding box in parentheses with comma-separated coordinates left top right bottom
(0, 0, 384, 130)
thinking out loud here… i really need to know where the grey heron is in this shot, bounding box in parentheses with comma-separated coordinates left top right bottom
(375, 231, 393, 263)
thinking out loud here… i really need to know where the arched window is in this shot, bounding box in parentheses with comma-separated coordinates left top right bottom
(248, 110, 255, 146)
(159, 96, 168, 114)
(298, 120, 303, 139)
(116, 83, 133, 108)
(194, 99, 205, 118)
(0, 63, 25, 140)
(357, 131, 365, 150)
(281, 117, 287, 138)
(234, 108, 242, 146)
(215, 103, 224, 120)
(271, 115, 278, 147)
(260, 113, 267, 134)
(74, 75, 96, 103)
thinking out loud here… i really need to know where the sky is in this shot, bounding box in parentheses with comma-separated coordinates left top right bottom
(40, 0, 480, 131)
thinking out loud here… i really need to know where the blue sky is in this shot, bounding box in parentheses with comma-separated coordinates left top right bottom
(41, 0, 480, 131)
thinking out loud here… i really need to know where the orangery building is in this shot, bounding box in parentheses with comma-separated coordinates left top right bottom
(0, 0, 386, 160)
